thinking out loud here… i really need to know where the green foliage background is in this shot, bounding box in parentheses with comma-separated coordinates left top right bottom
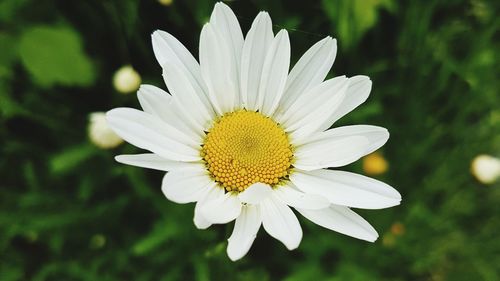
(1, 0, 499, 280)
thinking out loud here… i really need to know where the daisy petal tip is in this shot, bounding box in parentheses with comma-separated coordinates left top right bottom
(324, 36, 335, 45)
(255, 11, 271, 24)
(226, 250, 241, 262)
(284, 238, 302, 251)
(151, 30, 160, 37)
(367, 234, 379, 243)
(277, 29, 289, 38)
(226, 239, 246, 262)
(356, 226, 378, 243)
(193, 217, 211, 230)
(114, 155, 124, 163)
(214, 1, 231, 11)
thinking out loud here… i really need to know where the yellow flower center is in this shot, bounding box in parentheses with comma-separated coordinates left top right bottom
(202, 110, 293, 192)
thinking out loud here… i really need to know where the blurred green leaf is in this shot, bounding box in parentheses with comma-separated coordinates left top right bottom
(0, 0, 29, 23)
(0, 264, 23, 281)
(322, 0, 395, 48)
(0, 32, 18, 79)
(19, 25, 96, 87)
(132, 220, 179, 256)
(0, 81, 28, 118)
(50, 143, 96, 175)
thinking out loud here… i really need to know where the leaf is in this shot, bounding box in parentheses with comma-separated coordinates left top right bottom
(132, 220, 179, 256)
(322, 0, 395, 48)
(0, 32, 18, 79)
(50, 143, 96, 175)
(19, 25, 96, 88)
(0, 0, 29, 23)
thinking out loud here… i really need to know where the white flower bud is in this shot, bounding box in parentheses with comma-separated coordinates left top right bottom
(471, 154, 500, 184)
(88, 112, 123, 149)
(113, 65, 141, 94)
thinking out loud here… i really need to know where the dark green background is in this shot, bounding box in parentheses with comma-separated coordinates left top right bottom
(1, 0, 499, 280)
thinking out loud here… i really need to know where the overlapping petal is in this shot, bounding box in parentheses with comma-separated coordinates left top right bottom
(297, 205, 378, 242)
(151, 30, 209, 105)
(201, 192, 242, 224)
(227, 205, 261, 261)
(238, 183, 273, 204)
(161, 165, 215, 204)
(162, 63, 215, 130)
(273, 183, 330, 210)
(279, 76, 349, 143)
(199, 23, 239, 114)
(240, 12, 274, 110)
(279, 36, 337, 111)
(291, 169, 401, 209)
(261, 196, 302, 250)
(137, 85, 200, 139)
(304, 125, 390, 155)
(106, 108, 201, 161)
(317, 75, 372, 131)
(258, 30, 290, 116)
(194, 186, 225, 229)
(115, 153, 196, 171)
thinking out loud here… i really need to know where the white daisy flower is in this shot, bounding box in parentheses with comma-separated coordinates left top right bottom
(107, 2, 401, 261)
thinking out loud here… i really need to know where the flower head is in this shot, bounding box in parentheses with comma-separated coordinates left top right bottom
(107, 2, 401, 261)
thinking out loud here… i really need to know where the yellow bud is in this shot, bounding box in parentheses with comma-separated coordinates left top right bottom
(363, 152, 389, 175)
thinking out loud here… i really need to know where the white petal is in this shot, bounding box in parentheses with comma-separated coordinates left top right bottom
(297, 205, 378, 242)
(305, 125, 389, 155)
(273, 183, 330, 210)
(115, 153, 196, 171)
(293, 125, 389, 170)
(106, 108, 201, 161)
(279, 76, 348, 143)
(257, 30, 290, 116)
(137, 85, 171, 122)
(260, 196, 302, 250)
(279, 37, 337, 111)
(199, 23, 239, 114)
(238, 183, 273, 204)
(137, 85, 201, 140)
(201, 192, 242, 224)
(210, 2, 244, 72)
(194, 186, 225, 229)
(240, 12, 273, 110)
(151, 30, 209, 103)
(290, 170, 401, 209)
(278, 76, 347, 125)
(227, 205, 261, 261)
(162, 63, 215, 130)
(294, 135, 369, 170)
(161, 165, 215, 204)
(318, 75, 372, 131)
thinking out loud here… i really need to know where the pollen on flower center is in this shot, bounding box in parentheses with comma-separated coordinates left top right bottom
(202, 110, 293, 192)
